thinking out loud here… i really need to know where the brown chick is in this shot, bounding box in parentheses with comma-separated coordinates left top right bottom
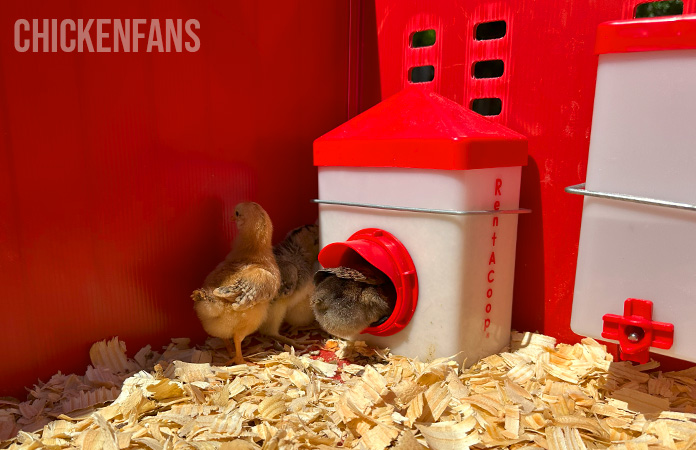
(192, 202, 280, 365)
(259, 224, 319, 347)
(310, 266, 394, 340)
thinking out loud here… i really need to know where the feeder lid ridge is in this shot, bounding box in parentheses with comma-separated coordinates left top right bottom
(595, 14, 696, 54)
(313, 87, 528, 170)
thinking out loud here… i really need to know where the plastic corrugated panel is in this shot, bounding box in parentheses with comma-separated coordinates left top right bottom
(0, 0, 352, 397)
(350, 0, 695, 369)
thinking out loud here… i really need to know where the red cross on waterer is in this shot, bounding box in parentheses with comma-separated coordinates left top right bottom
(602, 298, 674, 364)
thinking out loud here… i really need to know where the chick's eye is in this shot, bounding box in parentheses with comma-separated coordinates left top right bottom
(235, 211, 240, 217)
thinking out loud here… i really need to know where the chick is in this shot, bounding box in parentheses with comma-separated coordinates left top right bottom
(259, 224, 319, 347)
(192, 202, 281, 365)
(310, 266, 394, 340)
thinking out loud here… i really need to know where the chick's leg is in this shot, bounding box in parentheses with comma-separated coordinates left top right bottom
(258, 302, 286, 340)
(233, 333, 246, 365)
(224, 339, 235, 361)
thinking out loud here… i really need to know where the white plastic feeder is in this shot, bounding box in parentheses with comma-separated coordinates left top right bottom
(313, 87, 528, 365)
(569, 15, 696, 363)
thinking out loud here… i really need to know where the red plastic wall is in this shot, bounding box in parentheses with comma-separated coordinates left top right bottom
(351, 0, 696, 365)
(0, 1, 351, 397)
(2, 0, 694, 397)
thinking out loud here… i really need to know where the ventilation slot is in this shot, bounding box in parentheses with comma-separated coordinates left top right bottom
(474, 60, 504, 79)
(635, 0, 683, 17)
(410, 29, 436, 48)
(475, 21, 506, 40)
(409, 65, 435, 83)
(471, 98, 502, 116)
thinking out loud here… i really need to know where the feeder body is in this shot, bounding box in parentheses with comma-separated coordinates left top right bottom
(318, 165, 521, 365)
(571, 16, 696, 362)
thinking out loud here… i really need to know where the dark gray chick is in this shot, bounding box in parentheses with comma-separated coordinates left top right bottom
(310, 266, 394, 340)
(258, 224, 319, 346)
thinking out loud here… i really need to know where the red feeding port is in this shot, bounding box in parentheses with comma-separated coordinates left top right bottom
(318, 228, 418, 337)
(602, 298, 674, 364)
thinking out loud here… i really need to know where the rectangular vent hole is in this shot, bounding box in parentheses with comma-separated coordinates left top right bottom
(411, 29, 436, 48)
(635, 0, 683, 17)
(471, 98, 502, 116)
(474, 60, 504, 78)
(409, 65, 435, 83)
(475, 21, 506, 40)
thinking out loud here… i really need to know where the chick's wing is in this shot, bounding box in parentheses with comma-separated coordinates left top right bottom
(277, 261, 299, 298)
(213, 266, 279, 311)
(315, 266, 385, 285)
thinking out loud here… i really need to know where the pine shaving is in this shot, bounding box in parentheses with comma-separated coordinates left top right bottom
(1, 331, 696, 449)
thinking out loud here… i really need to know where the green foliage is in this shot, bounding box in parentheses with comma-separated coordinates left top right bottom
(635, 0, 684, 18)
(411, 29, 436, 48)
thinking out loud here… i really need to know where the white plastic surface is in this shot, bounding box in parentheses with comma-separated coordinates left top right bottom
(318, 166, 522, 366)
(585, 50, 696, 202)
(571, 49, 696, 361)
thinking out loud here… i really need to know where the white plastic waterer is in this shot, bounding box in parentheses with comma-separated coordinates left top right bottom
(313, 87, 528, 365)
(569, 15, 696, 363)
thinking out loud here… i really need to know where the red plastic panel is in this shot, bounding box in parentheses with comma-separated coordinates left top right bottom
(0, 1, 351, 397)
(352, 0, 696, 366)
(3, 0, 695, 398)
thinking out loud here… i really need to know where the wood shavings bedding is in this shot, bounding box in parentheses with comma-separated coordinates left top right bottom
(1, 331, 696, 449)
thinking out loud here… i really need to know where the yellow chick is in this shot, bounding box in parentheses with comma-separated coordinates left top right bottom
(192, 202, 280, 365)
(259, 224, 319, 346)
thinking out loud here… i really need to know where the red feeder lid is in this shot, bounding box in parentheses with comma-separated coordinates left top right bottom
(596, 14, 696, 54)
(313, 87, 527, 170)
(318, 228, 418, 337)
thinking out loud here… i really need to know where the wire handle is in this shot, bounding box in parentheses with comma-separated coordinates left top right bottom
(312, 199, 531, 216)
(565, 183, 696, 213)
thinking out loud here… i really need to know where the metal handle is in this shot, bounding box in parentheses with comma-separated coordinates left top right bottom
(565, 183, 696, 213)
(312, 199, 531, 216)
